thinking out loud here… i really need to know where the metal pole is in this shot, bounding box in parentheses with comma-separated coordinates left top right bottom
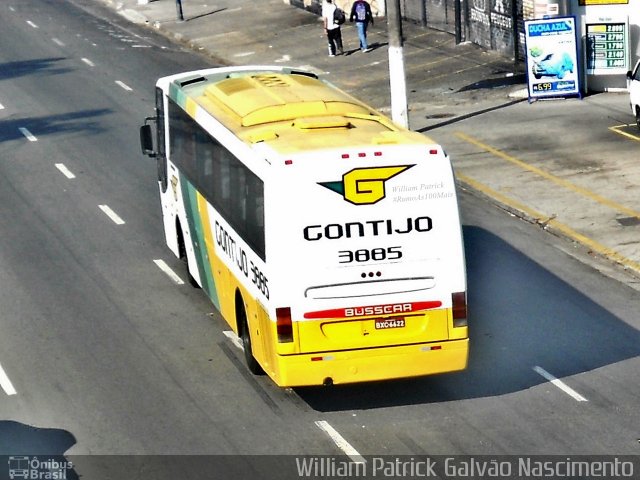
(511, 0, 518, 67)
(176, 0, 184, 21)
(387, 0, 409, 129)
(455, 0, 462, 44)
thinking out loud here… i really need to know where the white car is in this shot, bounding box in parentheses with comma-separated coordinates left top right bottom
(627, 59, 640, 130)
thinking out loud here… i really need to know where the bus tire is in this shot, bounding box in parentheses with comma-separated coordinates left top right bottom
(177, 220, 200, 288)
(237, 296, 263, 375)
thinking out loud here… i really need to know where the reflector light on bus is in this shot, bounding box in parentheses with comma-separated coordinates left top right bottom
(276, 307, 294, 342)
(341, 153, 350, 159)
(284, 159, 293, 165)
(311, 355, 334, 362)
(358, 152, 366, 157)
(452, 291, 467, 327)
(421, 345, 442, 351)
(429, 149, 438, 155)
(374, 151, 382, 156)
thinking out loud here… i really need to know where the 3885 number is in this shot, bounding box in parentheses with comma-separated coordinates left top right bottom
(250, 261, 269, 299)
(338, 246, 402, 264)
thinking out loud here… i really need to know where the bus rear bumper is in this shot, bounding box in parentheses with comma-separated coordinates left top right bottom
(272, 339, 469, 387)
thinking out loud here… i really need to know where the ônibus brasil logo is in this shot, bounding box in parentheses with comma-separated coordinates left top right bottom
(319, 165, 414, 205)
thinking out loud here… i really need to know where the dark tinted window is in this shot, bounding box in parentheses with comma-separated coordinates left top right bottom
(169, 100, 265, 260)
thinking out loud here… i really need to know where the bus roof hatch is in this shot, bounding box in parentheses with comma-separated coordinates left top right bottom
(203, 73, 370, 127)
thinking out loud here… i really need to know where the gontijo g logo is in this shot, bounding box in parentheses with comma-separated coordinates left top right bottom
(319, 165, 414, 205)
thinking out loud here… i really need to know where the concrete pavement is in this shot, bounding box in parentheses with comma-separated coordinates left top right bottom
(96, 0, 640, 286)
(102, 0, 527, 127)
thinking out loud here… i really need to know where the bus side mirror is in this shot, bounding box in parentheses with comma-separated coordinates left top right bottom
(140, 123, 157, 157)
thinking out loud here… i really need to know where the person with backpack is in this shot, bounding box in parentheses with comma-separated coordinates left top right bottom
(322, 0, 344, 57)
(349, 0, 373, 52)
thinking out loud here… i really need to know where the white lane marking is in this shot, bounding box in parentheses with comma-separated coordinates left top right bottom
(0, 362, 17, 396)
(533, 366, 588, 402)
(0, 103, 4, 110)
(153, 259, 185, 285)
(55, 163, 76, 179)
(115, 81, 133, 91)
(274, 55, 291, 63)
(19, 128, 37, 142)
(10, 6, 15, 12)
(98, 205, 125, 225)
(314, 420, 366, 464)
(26, 20, 39, 29)
(81, 58, 95, 67)
(223, 330, 244, 351)
(52, 38, 65, 47)
(131, 45, 152, 48)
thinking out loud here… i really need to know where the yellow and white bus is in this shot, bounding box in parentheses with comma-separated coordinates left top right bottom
(140, 66, 468, 387)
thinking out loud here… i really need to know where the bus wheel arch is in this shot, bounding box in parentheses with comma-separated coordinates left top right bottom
(236, 290, 263, 375)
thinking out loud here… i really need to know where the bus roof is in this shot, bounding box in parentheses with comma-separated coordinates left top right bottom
(167, 67, 436, 155)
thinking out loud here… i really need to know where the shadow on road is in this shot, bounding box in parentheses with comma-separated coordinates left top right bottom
(0, 109, 112, 142)
(0, 58, 72, 81)
(457, 73, 527, 92)
(0, 420, 79, 479)
(295, 226, 640, 412)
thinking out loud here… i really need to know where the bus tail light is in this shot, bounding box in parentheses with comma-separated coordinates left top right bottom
(452, 291, 467, 327)
(276, 307, 294, 343)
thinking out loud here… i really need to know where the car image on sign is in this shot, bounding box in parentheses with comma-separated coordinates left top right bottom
(532, 51, 574, 79)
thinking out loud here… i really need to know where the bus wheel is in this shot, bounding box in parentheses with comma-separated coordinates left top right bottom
(238, 300, 263, 375)
(177, 225, 200, 288)
(184, 254, 200, 288)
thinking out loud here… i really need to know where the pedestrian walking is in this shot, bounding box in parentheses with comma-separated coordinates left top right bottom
(322, 0, 344, 57)
(349, 0, 373, 52)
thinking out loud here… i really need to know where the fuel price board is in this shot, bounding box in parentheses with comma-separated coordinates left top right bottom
(586, 21, 629, 74)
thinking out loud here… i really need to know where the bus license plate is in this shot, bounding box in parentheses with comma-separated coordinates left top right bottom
(375, 318, 405, 330)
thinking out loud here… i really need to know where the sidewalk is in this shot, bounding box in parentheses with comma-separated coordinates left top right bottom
(99, 0, 640, 286)
(102, 0, 526, 129)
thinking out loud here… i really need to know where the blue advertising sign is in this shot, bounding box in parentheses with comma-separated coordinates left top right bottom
(524, 17, 582, 100)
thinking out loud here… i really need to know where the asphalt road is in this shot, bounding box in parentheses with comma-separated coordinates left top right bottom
(1, 0, 639, 476)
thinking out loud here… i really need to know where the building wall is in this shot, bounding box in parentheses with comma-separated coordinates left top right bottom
(569, 0, 639, 91)
(570, 0, 639, 63)
(467, 0, 516, 56)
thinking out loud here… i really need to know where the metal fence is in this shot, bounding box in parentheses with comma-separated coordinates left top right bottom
(399, 0, 525, 60)
(399, 0, 457, 35)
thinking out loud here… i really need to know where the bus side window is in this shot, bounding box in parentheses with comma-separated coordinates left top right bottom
(217, 147, 232, 214)
(155, 87, 168, 193)
(246, 172, 265, 256)
(196, 129, 215, 191)
(231, 161, 247, 223)
(169, 101, 197, 182)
